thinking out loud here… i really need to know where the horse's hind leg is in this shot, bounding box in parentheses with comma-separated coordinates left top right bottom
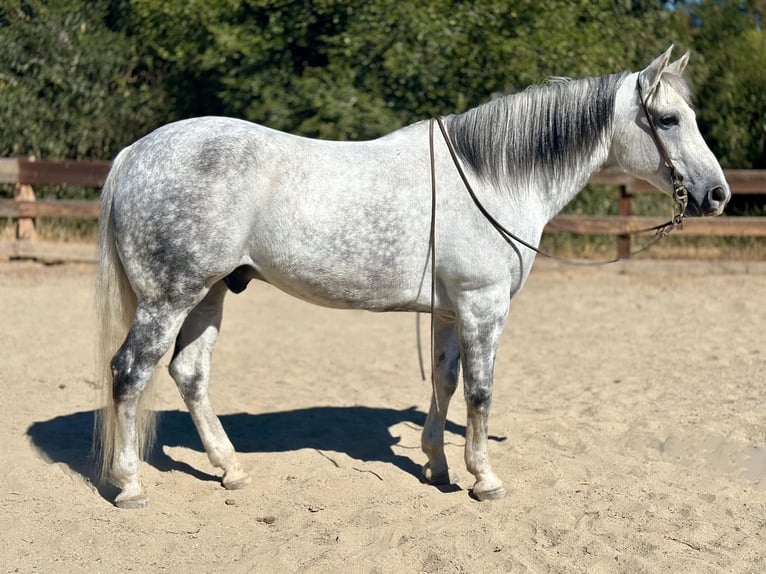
(110, 301, 192, 508)
(421, 317, 461, 486)
(169, 281, 251, 490)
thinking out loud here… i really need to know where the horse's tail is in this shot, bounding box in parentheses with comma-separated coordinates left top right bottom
(94, 146, 159, 483)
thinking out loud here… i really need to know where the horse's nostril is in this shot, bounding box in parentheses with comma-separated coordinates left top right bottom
(709, 186, 728, 205)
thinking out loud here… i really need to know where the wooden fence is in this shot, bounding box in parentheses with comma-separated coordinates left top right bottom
(1, 157, 766, 262)
(551, 169, 766, 258)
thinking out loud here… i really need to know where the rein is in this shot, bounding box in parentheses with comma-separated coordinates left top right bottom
(417, 77, 690, 381)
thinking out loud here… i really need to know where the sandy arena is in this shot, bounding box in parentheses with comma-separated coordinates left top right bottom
(1, 259, 765, 573)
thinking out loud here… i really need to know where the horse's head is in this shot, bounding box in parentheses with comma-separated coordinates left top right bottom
(611, 47, 730, 216)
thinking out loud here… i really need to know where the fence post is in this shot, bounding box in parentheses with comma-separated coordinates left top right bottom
(617, 182, 632, 259)
(14, 156, 37, 241)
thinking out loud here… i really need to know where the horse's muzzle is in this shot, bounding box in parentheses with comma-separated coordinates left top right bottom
(688, 185, 730, 217)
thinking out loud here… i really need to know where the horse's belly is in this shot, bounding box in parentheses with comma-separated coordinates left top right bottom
(252, 257, 427, 312)
(246, 209, 430, 311)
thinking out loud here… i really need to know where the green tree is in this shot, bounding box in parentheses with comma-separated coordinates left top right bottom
(127, 0, 674, 140)
(672, 0, 766, 168)
(3, 0, 764, 171)
(0, 0, 167, 159)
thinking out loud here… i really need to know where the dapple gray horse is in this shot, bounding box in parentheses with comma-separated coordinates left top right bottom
(95, 48, 729, 508)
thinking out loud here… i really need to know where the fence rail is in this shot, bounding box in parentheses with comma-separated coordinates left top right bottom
(1, 157, 766, 262)
(0, 157, 111, 187)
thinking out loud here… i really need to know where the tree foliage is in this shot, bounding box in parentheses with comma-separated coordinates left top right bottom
(673, 0, 766, 168)
(124, 0, 673, 139)
(0, 0, 763, 171)
(0, 1, 167, 159)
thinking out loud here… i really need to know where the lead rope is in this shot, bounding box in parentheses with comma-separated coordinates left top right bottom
(427, 118, 439, 408)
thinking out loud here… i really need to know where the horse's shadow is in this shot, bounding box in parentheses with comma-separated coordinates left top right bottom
(27, 405, 506, 501)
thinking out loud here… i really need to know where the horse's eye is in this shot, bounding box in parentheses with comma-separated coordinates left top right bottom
(658, 114, 679, 128)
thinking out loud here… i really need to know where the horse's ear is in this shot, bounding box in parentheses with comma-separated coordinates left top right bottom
(666, 51, 690, 77)
(639, 46, 674, 99)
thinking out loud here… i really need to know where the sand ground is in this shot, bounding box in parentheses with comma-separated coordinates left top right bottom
(1, 259, 765, 573)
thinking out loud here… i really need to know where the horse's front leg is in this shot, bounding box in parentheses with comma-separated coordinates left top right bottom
(458, 290, 509, 501)
(421, 316, 461, 485)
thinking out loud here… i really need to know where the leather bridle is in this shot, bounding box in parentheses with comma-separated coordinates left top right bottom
(636, 75, 689, 227)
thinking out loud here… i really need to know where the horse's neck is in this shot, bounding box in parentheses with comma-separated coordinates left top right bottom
(539, 144, 612, 220)
(495, 137, 612, 225)
(447, 74, 624, 222)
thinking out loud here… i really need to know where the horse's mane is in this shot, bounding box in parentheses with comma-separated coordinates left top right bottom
(446, 72, 629, 190)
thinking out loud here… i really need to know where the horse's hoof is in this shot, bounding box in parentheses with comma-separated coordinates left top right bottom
(470, 481, 507, 501)
(114, 493, 149, 509)
(223, 470, 252, 490)
(422, 464, 459, 486)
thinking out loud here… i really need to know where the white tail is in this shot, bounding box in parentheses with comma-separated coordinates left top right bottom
(94, 147, 159, 482)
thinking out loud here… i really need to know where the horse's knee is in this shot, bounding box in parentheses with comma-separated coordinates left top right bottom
(464, 383, 492, 411)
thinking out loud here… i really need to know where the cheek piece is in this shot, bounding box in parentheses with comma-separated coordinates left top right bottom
(636, 76, 688, 225)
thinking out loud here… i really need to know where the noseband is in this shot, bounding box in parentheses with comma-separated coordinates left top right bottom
(636, 76, 688, 227)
